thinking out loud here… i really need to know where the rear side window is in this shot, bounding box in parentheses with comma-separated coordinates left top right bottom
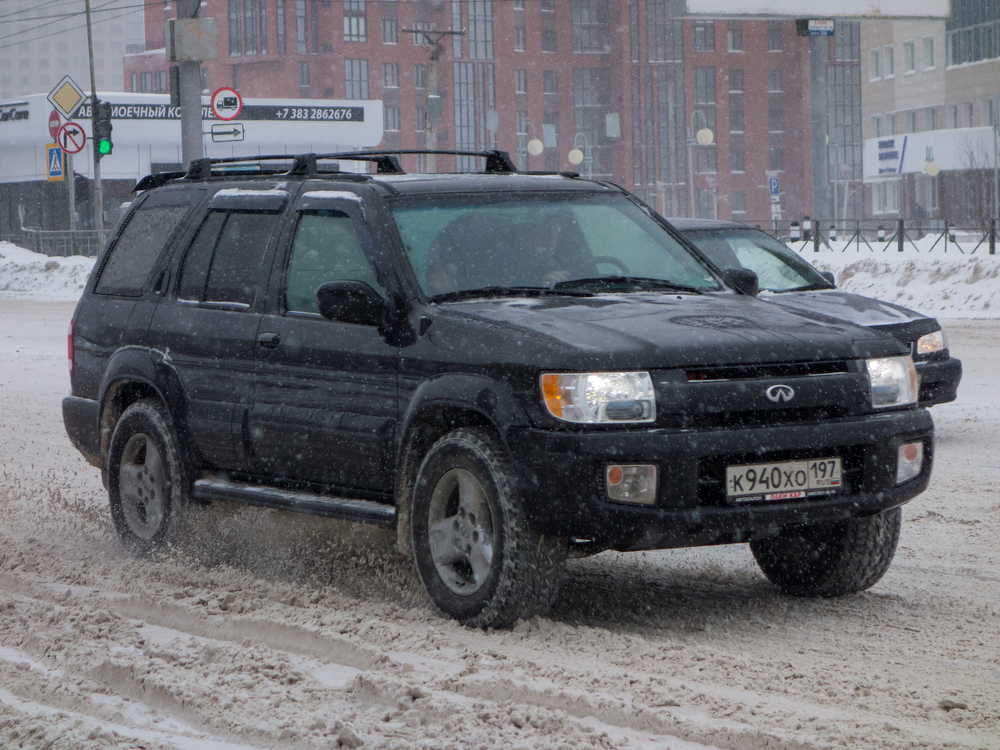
(95, 201, 192, 295)
(178, 210, 280, 306)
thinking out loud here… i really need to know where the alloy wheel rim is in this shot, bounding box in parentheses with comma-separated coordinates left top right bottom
(427, 468, 495, 595)
(118, 433, 167, 540)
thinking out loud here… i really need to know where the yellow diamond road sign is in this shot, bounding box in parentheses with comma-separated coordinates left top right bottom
(47, 75, 86, 119)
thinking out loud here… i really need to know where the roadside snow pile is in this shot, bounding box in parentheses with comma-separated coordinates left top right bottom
(791, 241, 1000, 319)
(0, 241, 94, 300)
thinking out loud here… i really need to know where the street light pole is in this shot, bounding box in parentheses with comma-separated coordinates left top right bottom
(401, 28, 464, 173)
(568, 133, 592, 178)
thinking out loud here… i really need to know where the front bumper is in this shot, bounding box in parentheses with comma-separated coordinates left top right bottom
(508, 409, 933, 551)
(916, 357, 962, 406)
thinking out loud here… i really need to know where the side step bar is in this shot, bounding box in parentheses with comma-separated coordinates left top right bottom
(192, 477, 396, 528)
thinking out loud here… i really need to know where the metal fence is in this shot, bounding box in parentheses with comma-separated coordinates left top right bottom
(744, 218, 1000, 255)
(1, 228, 103, 257)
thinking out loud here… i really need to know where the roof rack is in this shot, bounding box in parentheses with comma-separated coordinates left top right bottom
(134, 148, 530, 191)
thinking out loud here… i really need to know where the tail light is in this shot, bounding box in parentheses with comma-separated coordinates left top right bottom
(68, 319, 75, 378)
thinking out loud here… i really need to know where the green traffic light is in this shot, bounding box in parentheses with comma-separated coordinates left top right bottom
(98, 139, 112, 155)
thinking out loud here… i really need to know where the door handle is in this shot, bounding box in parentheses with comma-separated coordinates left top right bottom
(258, 332, 281, 349)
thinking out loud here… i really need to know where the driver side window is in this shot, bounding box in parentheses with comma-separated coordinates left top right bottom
(284, 210, 383, 314)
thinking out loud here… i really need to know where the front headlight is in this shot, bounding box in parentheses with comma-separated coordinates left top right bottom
(915, 329, 947, 356)
(540, 372, 656, 423)
(865, 356, 918, 409)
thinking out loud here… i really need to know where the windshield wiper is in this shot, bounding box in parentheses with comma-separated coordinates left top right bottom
(553, 276, 704, 294)
(430, 285, 595, 302)
(782, 281, 836, 292)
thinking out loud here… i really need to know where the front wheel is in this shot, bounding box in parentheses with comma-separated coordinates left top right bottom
(411, 429, 565, 628)
(107, 399, 188, 554)
(749, 507, 902, 598)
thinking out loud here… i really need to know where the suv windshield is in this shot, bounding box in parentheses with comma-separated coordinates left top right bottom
(684, 228, 834, 293)
(390, 193, 721, 298)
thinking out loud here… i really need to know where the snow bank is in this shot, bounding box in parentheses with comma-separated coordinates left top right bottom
(0, 242, 94, 301)
(790, 239, 1000, 320)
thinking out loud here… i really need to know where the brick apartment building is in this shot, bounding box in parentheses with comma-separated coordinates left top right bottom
(123, 1, 862, 224)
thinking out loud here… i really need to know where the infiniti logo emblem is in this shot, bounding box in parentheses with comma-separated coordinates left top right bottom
(766, 384, 795, 403)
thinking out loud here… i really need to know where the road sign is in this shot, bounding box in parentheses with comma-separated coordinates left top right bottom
(210, 122, 245, 142)
(46, 143, 65, 181)
(57, 122, 87, 154)
(211, 87, 243, 120)
(47, 75, 87, 119)
(768, 177, 780, 195)
(48, 110, 61, 140)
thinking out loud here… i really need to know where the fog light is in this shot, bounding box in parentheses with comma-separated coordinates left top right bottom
(606, 464, 657, 505)
(896, 441, 924, 484)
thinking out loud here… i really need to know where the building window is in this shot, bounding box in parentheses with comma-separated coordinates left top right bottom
(572, 67, 611, 176)
(693, 66, 717, 174)
(514, 27, 526, 52)
(382, 18, 398, 44)
(869, 48, 880, 80)
(883, 45, 894, 77)
(232, 64, 240, 91)
(731, 190, 746, 216)
(769, 134, 785, 171)
(965, 101, 975, 127)
(645, 0, 683, 63)
(383, 62, 398, 88)
(572, 0, 609, 54)
(985, 97, 997, 126)
(344, 0, 366, 43)
(296, 0, 307, 54)
(412, 22, 430, 46)
(695, 188, 716, 219)
(415, 64, 426, 90)
(871, 115, 882, 138)
(766, 21, 782, 51)
(345, 58, 369, 99)
(887, 112, 897, 135)
(727, 21, 742, 52)
(543, 70, 558, 94)
(834, 20, 860, 62)
(729, 69, 743, 92)
(769, 107, 784, 132)
(468, 0, 494, 60)
(874, 181, 900, 214)
(947, 103, 958, 128)
(277, 0, 286, 54)
(904, 40, 916, 72)
(922, 36, 935, 69)
(515, 69, 527, 94)
(139, 71, 153, 92)
(154, 69, 168, 93)
(730, 134, 745, 172)
(384, 106, 400, 131)
(693, 21, 715, 52)
(925, 107, 938, 130)
(299, 61, 310, 96)
(415, 106, 425, 132)
(541, 0, 557, 52)
(767, 69, 782, 92)
(228, 0, 268, 56)
(131, 73, 138, 92)
(906, 110, 918, 132)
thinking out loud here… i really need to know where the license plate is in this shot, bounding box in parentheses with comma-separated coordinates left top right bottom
(726, 457, 842, 501)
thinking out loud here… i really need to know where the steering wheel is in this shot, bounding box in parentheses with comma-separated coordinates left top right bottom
(590, 256, 630, 275)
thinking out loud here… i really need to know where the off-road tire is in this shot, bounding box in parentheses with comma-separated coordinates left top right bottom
(411, 428, 566, 628)
(107, 399, 188, 555)
(750, 507, 902, 598)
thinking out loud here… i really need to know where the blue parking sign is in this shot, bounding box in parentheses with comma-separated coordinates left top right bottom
(768, 177, 780, 196)
(47, 143, 65, 182)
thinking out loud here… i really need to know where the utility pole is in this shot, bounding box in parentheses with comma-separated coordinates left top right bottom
(401, 28, 463, 173)
(84, 0, 103, 246)
(175, 0, 205, 168)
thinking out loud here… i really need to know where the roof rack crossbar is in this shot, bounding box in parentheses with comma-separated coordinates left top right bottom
(339, 149, 518, 175)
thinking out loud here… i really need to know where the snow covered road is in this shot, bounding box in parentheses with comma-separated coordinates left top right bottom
(0, 299, 997, 750)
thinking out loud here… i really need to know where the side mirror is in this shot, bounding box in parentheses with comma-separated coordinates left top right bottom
(820, 270, 836, 287)
(724, 268, 759, 297)
(316, 280, 385, 326)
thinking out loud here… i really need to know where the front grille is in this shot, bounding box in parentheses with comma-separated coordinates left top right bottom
(686, 360, 849, 382)
(667, 405, 853, 430)
(695, 445, 865, 507)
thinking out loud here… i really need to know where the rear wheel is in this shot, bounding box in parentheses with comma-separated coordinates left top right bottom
(411, 428, 565, 628)
(750, 507, 901, 597)
(107, 399, 188, 554)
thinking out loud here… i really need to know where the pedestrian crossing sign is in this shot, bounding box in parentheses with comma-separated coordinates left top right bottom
(46, 143, 65, 182)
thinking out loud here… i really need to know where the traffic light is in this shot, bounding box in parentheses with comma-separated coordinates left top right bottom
(93, 100, 113, 159)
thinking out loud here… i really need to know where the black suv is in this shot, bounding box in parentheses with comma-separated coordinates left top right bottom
(63, 151, 933, 628)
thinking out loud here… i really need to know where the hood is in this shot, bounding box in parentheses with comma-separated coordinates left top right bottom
(425, 293, 909, 371)
(763, 289, 940, 343)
